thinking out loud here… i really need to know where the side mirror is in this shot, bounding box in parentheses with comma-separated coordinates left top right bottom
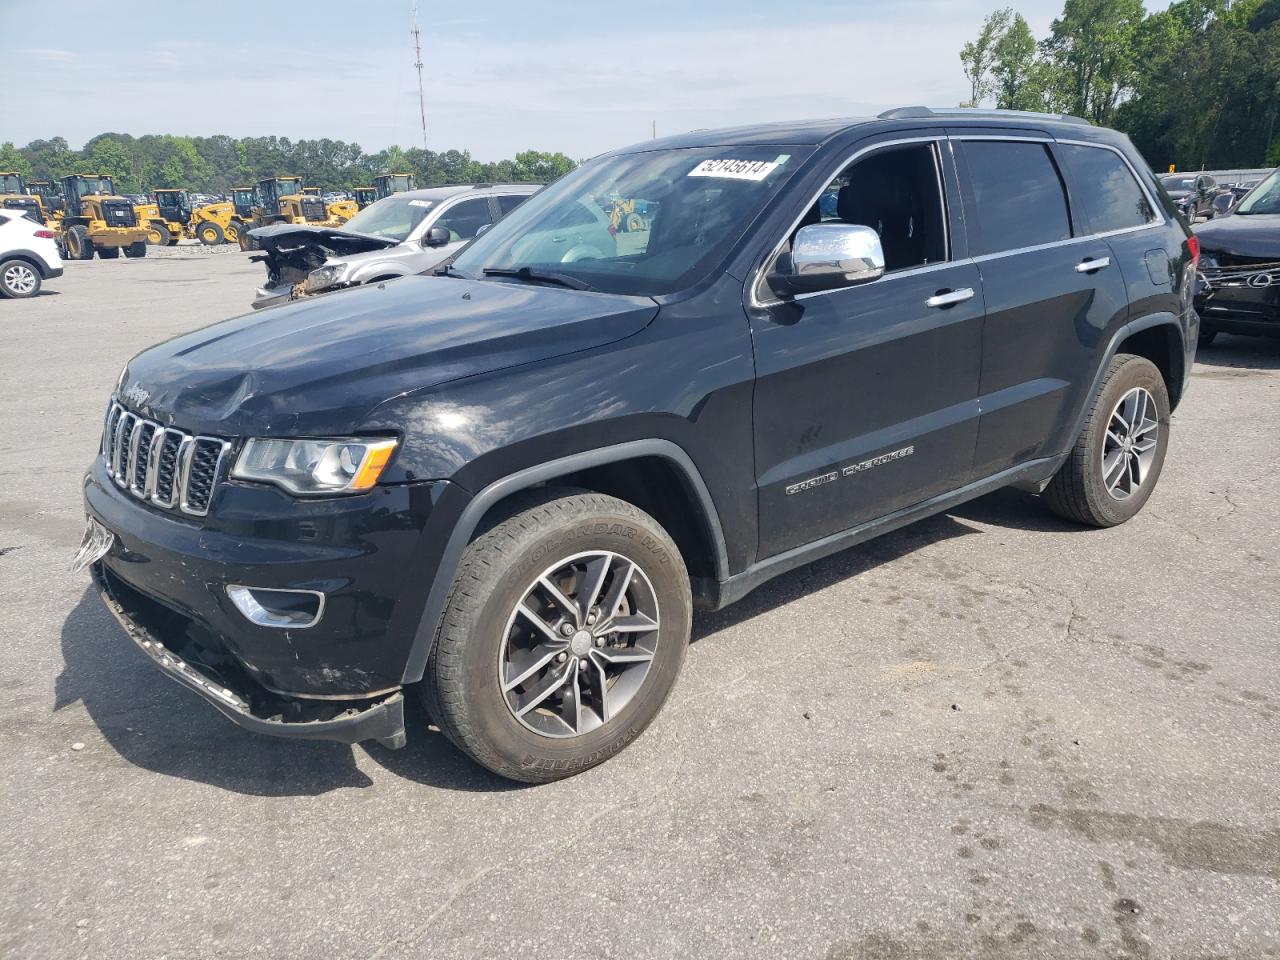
(423, 226, 451, 247)
(768, 223, 885, 297)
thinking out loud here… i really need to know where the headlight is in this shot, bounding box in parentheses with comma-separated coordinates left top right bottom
(232, 437, 398, 495)
(305, 264, 343, 293)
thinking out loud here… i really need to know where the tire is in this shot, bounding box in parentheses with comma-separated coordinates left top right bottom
(145, 222, 168, 245)
(239, 228, 258, 252)
(224, 221, 241, 245)
(1043, 354, 1170, 528)
(422, 490, 692, 783)
(123, 241, 147, 258)
(1198, 327, 1218, 348)
(67, 225, 94, 261)
(197, 222, 224, 246)
(0, 258, 41, 298)
(98, 246, 119, 259)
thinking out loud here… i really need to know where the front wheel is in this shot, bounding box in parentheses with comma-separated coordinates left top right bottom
(0, 259, 41, 298)
(197, 222, 224, 246)
(123, 241, 147, 258)
(1043, 354, 1170, 527)
(422, 491, 691, 783)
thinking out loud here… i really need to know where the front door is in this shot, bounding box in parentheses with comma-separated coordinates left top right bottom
(748, 137, 985, 559)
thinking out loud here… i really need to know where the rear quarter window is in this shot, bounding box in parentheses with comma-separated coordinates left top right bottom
(960, 141, 1071, 256)
(1058, 144, 1157, 235)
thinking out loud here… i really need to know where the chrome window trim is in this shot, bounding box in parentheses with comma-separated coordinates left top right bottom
(751, 135, 949, 308)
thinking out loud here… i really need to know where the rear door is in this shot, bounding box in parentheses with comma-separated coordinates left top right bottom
(954, 134, 1130, 476)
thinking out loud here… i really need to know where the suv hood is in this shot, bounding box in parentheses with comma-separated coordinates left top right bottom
(118, 276, 658, 437)
(1195, 213, 1280, 260)
(249, 223, 400, 255)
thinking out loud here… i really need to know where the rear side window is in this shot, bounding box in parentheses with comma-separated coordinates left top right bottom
(1058, 144, 1157, 234)
(497, 194, 528, 215)
(960, 141, 1071, 256)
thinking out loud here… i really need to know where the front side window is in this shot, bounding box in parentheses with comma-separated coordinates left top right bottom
(434, 196, 493, 241)
(797, 142, 947, 272)
(451, 145, 812, 296)
(961, 141, 1071, 256)
(1236, 168, 1280, 215)
(1058, 144, 1156, 234)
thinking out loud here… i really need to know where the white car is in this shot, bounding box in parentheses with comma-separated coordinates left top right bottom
(248, 183, 541, 309)
(0, 207, 63, 299)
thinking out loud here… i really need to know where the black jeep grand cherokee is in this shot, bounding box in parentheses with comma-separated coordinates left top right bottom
(81, 107, 1198, 782)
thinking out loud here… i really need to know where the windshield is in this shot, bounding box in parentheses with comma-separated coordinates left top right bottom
(343, 195, 433, 240)
(1236, 169, 1280, 215)
(234, 189, 255, 205)
(451, 145, 810, 296)
(1161, 176, 1196, 191)
(0, 174, 23, 194)
(76, 177, 115, 197)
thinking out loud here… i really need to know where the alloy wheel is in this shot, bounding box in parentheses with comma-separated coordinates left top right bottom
(499, 550, 660, 738)
(1101, 386, 1159, 500)
(3, 263, 37, 295)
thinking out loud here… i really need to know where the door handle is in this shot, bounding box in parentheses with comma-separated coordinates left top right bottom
(925, 287, 975, 308)
(1075, 256, 1111, 273)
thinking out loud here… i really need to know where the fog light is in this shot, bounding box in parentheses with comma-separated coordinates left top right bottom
(226, 585, 325, 629)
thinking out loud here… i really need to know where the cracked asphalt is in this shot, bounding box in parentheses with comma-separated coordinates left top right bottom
(2, 253, 1278, 959)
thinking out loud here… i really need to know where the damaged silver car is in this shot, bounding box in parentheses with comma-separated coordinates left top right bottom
(248, 183, 540, 309)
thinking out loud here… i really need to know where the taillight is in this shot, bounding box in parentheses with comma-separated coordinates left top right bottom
(1187, 235, 1200, 266)
(35, 229, 56, 239)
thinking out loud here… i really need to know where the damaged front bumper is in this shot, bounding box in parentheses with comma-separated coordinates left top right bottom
(1196, 261, 1280, 335)
(93, 562, 407, 748)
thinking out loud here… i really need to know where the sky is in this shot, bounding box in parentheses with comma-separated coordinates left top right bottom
(0, 0, 1172, 162)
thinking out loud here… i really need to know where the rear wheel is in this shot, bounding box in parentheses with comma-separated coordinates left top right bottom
(123, 241, 147, 258)
(1043, 354, 1170, 527)
(145, 222, 168, 245)
(98, 246, 119, 259)
(197, 222, 225, 246)
(422, 491, 691, 783)
(0, 259, 41, 298)
(224, 221, 241, 245)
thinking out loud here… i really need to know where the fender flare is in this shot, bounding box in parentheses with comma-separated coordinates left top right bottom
(400, 439, 729, 684)
(1067, 311, 1186, 453)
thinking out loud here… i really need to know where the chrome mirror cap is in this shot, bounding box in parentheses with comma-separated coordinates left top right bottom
(770, 223, 885, 297)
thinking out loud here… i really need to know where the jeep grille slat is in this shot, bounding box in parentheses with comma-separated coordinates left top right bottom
(101, 401, 230, 517)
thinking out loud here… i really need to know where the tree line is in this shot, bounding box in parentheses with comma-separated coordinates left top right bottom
(961, 0, 1280, 171)
(0, 133, 578, 195)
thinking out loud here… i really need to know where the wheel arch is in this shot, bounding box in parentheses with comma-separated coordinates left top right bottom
(1114, 316, 1187, 410)
(0, 250, 54, 278)
(399, 439, 729, 684)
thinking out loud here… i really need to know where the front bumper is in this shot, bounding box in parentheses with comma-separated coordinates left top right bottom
(84, 455, 451, 699)
(1195, 271, 1280, 335)
(93, 562, 407, 747)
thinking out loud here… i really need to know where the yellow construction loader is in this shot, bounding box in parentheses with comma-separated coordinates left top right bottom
(0, 172, 55, 226)
(303, 186, 358, 225)
(25, 179, 65, 225)
(236, 177, 328, 250)
(374, 173, 415, 199)
(58, 174, 149, 259)
(353, 186, 377, 209)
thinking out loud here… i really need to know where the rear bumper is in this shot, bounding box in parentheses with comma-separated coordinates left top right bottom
(93, 562, 407, 746)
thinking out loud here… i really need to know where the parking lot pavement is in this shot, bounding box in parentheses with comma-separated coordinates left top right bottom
(2, 253, 1277, 959)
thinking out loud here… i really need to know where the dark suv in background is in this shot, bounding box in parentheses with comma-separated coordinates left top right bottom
(79, 107, 1198, 782)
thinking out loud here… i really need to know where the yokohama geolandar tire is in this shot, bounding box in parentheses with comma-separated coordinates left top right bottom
(422, 490, 692, 783)
(1044, 353, 1170, 527)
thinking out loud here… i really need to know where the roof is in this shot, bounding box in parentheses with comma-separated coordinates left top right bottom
(612, 106, 1113, 155)
(396, 183, 542, 201)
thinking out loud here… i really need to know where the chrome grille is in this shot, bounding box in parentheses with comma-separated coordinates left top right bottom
(101, 401, 230, 517)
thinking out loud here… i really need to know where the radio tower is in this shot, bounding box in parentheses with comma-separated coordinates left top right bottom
(411, 2, 427, 149)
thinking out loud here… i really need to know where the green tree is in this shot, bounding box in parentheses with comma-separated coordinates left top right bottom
(992, 14, 1046, 110)
(1042, 0, 1146, 124)
(0, 142, 32, 177)
(86, 139, 138, 192)
(961, 9, 1013, 106)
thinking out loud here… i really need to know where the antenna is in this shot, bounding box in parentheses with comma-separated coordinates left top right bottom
(411, 2, 427, 150)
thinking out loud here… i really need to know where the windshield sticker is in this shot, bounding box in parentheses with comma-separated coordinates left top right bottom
(408, 199, 434, 208)
(688, 159, 779, 181)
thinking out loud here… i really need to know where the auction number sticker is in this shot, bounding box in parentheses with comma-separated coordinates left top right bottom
(688, 158, 780, 181)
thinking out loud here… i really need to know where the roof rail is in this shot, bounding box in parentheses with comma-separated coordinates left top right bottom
(878, 106, 1091, 126)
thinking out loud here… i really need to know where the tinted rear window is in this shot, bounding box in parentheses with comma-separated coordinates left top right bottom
(961, 141, 1071, 256)
(1059, 144, 1156, 234)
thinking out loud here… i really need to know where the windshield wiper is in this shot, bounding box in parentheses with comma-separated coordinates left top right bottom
(482, 266, 594, 291)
